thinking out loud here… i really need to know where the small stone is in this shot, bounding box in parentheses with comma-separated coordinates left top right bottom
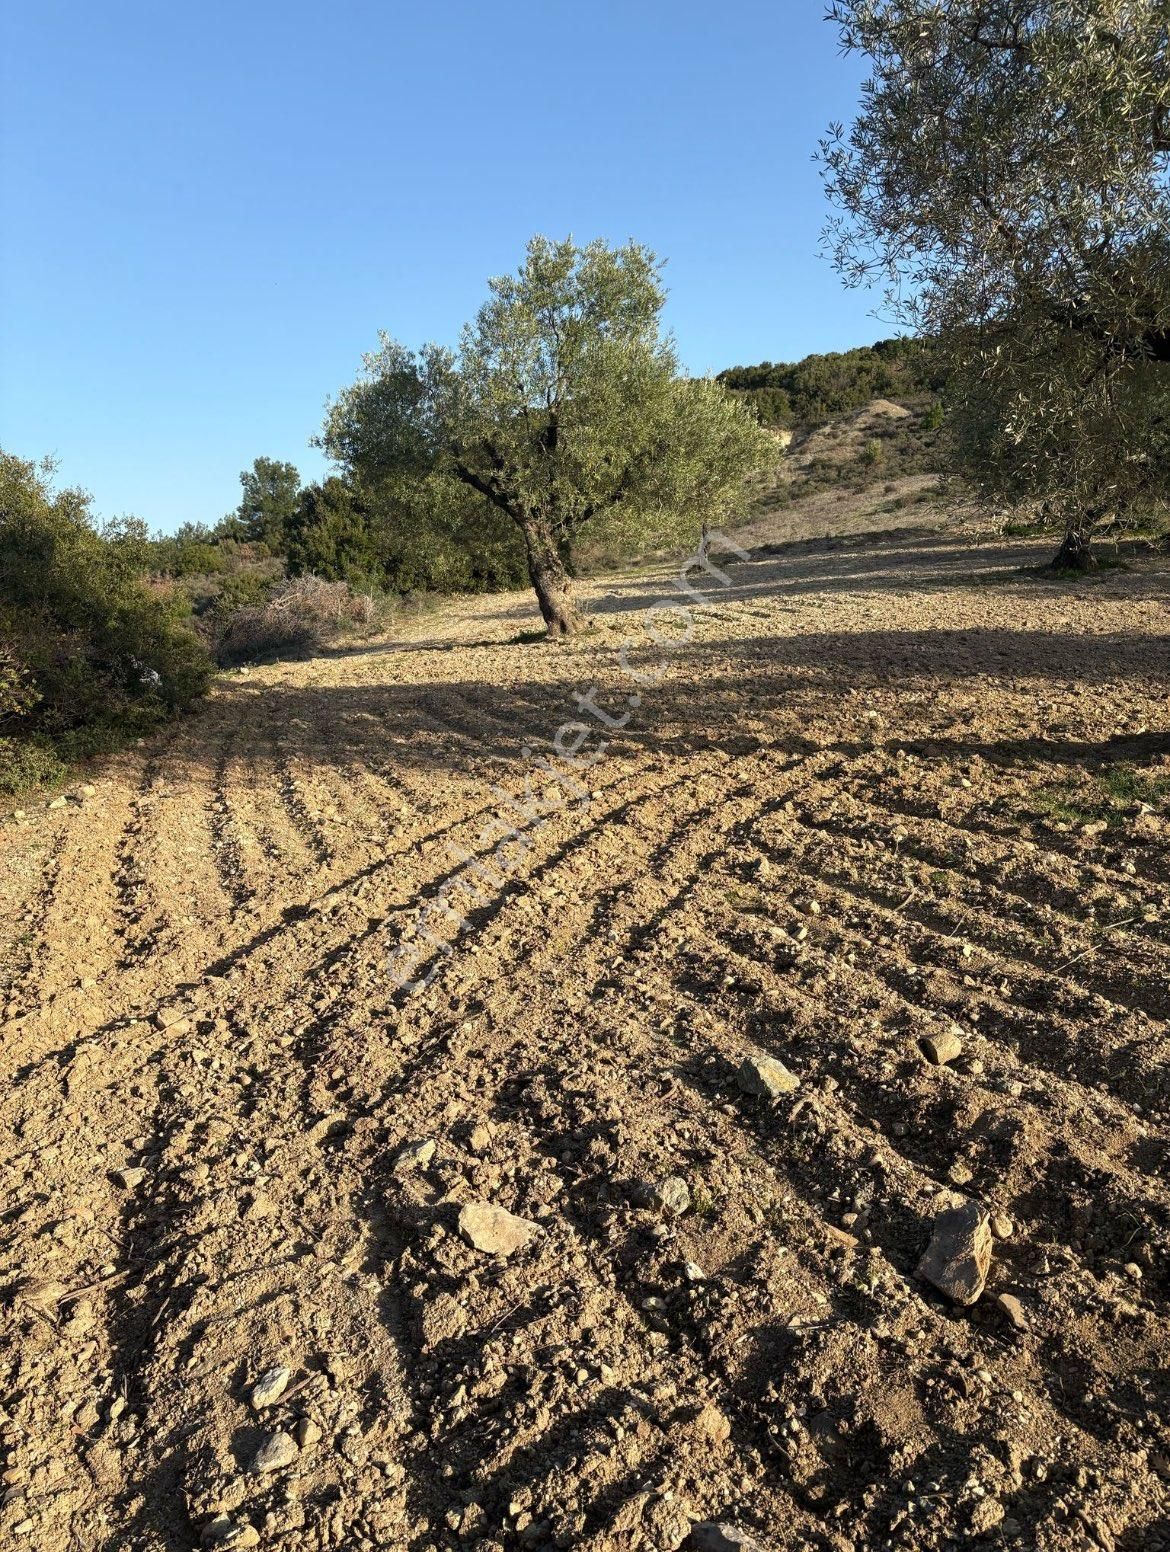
(153, 1004, 190, 1032)
(393, 1139, 436, 1171)
(990, 1213, 1014, 1240)
(458, 1202, 538, 1256)
(296, 1415, 321, 1448)
(251, 1430, 298, 1474)
(948, 1160, 975, 1186)
(824, 1223, 860, 1251)
(466, 1123, 492, 1155)
(918, 1199, 993, 1305)
(201, 1516, 261, 1548)
(693, 1404, 732, 1445)
(995, 1292, 1028, 1331)
(47, 796, 68, 809)
(112, 1167, 147, 1190)
(250, 1365, 291, 1408)
(919, 1030, 963, 1066)
(737, 1054, 799, 1099)
(688, 1523, 765, 1552)
(682, 1261, 706, 1282)
(653, 1177, 691, 1217)
(969, 1498, 1005, 1535)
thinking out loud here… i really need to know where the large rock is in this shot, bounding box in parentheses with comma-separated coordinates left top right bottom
(393, 1138, 436, 1171)
(737, 1054, 798, 1099)
(919, 1029, 963, 1066)
(918, 1199, 993, 1304)
(653, 1176, 691, 1217)
(201, 1517, 260, 1548)
(458, 1202, 537, 1256)
(688, 1524, 766, 1551)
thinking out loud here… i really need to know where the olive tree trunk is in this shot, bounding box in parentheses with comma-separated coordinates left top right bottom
(1050, 516, 1098, 571)
(521, 520, 585, 638)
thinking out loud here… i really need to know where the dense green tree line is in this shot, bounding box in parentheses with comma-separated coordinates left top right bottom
(717, 338, 944, 428)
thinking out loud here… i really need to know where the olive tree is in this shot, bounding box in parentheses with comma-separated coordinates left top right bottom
(320, 237, 773, 634)
(820, 1, 1170, 566)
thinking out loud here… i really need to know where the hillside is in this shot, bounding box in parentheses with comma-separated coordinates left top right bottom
(717, 339, 944, 429)
(728, 397, 948, 553)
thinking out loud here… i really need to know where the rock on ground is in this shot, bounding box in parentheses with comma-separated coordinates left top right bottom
(917, 1199, 994, 1305)
(457, 1201, 538, 1256)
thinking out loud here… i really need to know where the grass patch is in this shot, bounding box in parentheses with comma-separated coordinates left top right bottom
(1028, 764, 1170, 831)
(691, 1184, 718, 1220)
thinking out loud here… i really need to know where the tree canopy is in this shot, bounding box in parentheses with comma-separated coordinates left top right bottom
(820, 0, 1170, 564)
(220, 457, 302, 551)
(320, 236, 773, 634)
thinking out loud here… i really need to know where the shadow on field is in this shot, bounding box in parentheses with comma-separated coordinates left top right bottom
(184, 629, 1170, 796)
(151, 524, 1170, 795)
(579, 530, 1170, 615)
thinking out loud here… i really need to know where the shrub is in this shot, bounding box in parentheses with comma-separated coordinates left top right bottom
(0, 452, 213, 792)
(0, 642, 38, 721)
(212, 575, 377, 665)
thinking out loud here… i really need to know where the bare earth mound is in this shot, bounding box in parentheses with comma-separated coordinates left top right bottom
(2, 525, 1169, 1551)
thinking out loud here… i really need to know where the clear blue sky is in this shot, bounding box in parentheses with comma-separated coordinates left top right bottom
(1, 1, 882, 533)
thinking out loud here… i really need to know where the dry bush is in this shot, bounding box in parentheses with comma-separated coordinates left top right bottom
(213, 575, 377, 666)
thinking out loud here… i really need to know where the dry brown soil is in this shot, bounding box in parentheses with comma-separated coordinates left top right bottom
(2, 523, 1169, 1552)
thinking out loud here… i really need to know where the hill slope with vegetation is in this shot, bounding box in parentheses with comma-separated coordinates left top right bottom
(717, 337, 944, 429)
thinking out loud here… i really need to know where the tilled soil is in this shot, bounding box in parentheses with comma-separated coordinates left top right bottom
(1, 528, 1169, 1552)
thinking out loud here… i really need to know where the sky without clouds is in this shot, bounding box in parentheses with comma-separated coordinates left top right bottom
(0, 0, 881, 532)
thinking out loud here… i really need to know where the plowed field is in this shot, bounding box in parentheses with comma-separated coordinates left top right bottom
(2, 528, 1168, 1552)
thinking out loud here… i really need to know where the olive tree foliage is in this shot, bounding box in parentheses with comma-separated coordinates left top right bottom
(820, 1, 1170, 565)
(320, 237, 773, 634)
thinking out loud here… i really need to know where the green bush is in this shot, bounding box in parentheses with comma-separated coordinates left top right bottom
(147, 522, 226, 578)
(0, 452, 214, 792)
(922, 400, 945, 431)
(0, 642, 38, 721)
